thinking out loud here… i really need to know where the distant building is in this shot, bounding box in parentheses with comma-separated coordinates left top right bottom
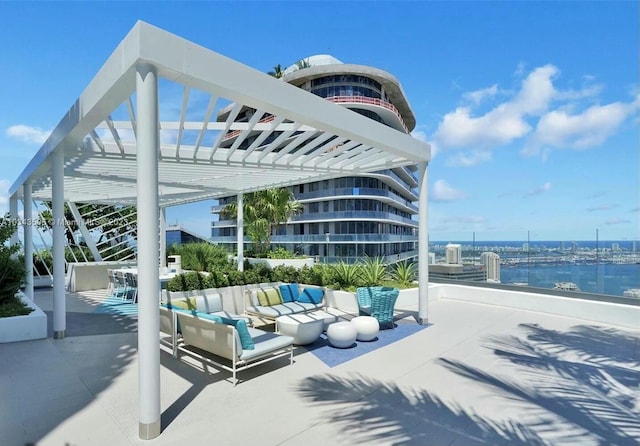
(480, 252, 501, 282)
(428, 252, 436, 264)
(166, 225, 210, 246)
(612, 243, 620, 252)
(445, 243, 462, 265)
(210, 54, 419, 264)
(429, 264, 486, 282)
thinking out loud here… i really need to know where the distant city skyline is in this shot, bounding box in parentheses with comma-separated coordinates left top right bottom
(1, 2, 637, 241)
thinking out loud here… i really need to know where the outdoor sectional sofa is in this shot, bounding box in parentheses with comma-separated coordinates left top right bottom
(159, 290, 294, 385)
(245, 283, 327, 322)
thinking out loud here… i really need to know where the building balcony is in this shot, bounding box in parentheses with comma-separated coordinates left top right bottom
(290, 211, 417, 226)
(326, 96, 410, 133)
(209, 234, 418, 244)
(294, 187, 418, 213)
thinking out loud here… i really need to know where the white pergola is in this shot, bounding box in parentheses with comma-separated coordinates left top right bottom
(9, 21, 431, 439)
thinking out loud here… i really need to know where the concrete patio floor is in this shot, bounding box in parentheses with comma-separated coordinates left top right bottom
(1, 288, 638, 446)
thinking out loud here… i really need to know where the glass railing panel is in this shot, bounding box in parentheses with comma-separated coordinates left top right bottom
(428, 229, 640, 299)
(290, 211, 417, 226)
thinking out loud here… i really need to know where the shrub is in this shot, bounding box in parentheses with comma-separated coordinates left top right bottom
(265, 247, 298, 259)
(390, 261, 416, 286)
(271, 265, 299, 283)
(166, 271, 213, 292)
(298, 264, 331, 287)
(357, 257, 389, 287)
(208, 269, 229, 288)
(168, 242, 229, 272)
(0, 295, 32, 318)
(331, 262, 360, 290)
(225, 269, 246, 286)
(0, 214, 25, 306)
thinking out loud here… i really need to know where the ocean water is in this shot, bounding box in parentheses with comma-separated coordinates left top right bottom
(500, 262, 640, 296)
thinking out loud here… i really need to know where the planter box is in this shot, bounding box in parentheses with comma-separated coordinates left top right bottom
(246, 258, 315, 269)
(0, 292, 47, 343)
(34, 275, 53, 288)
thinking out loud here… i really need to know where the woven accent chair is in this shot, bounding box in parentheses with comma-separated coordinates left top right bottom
(370, 287, 399, 329)
(356, 286, 382, 316)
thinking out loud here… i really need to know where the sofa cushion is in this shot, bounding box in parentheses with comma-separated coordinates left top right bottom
(196, 312, 254, 350)
(256, 288, 283, 306)
(278, 283, 300, 303)
(239, 330, 293, 361)
(298, 287, 324, 304)
(194, 293, 223, 313)
(246, 304, 295, 318)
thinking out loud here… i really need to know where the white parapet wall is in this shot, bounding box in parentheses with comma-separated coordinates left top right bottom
(0, 292, 47, 343)
(67, 261, 138, 292)
(437, 283, 640, 330)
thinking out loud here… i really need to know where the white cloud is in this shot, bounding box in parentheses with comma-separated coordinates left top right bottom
(6, 125, 50, 145)
(586, 204, 619, 212)
(523, 101, 636, 155)
(445, 215, 487, 224)
(445, 150, 492, 167)
(463, 84, 499, 105)
(526, 182, 551, 196)
(429, 64, 637, 162)
(0, 179, 10, 215)
(605, 218, 631, 225)
(433, 65, 558, 150)
(430, 179, 467, 202)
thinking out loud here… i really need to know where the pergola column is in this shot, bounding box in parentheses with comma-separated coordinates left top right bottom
(52, 148, 66, 338)
(136, 62, 161, 440)
(236, 193, 244, 272)
(22, 183, 34, 300)
(417, 161, 429, 325)
(9, 194, 19, 255)
(159, 207, 166, 269)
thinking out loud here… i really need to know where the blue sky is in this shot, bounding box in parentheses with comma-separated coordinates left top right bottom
(1, 1, 638, 242)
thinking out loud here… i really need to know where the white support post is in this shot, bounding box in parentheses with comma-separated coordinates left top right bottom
(9, 194, 19, 258)
(136, 62, 161, 440)
(159, 207, 166, 270)
(417, 161, 429, 325)
(52, 149, 66, 338)
(237, 193, 244, 272)
(23, 184, 34, 300)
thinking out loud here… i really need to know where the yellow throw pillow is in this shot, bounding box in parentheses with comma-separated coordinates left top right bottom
(257, 288, 282, 306)
(169, 298, 197, 310)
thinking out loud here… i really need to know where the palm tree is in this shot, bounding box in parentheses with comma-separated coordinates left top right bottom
(267, 64, 284, 79)
(223, 188, 302, 255)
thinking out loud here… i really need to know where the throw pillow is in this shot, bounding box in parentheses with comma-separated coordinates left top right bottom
(166, 298, 197, 311)
(257, 288, 283, 306)
(278, 283, 300, 303)
(298, 287, 324, 304)
(195, 312, 255, 351)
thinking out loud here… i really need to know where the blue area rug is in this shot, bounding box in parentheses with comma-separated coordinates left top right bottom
(93, 295, 138, 316)
(305, 322, 432, 368)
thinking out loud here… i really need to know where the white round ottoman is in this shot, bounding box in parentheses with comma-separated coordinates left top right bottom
(351, 316, 379, 341)
(276, 314, 324, 345)
(326, 321, 357, 348)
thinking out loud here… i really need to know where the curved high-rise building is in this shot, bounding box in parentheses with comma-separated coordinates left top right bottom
(211, 55, 421, 264)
